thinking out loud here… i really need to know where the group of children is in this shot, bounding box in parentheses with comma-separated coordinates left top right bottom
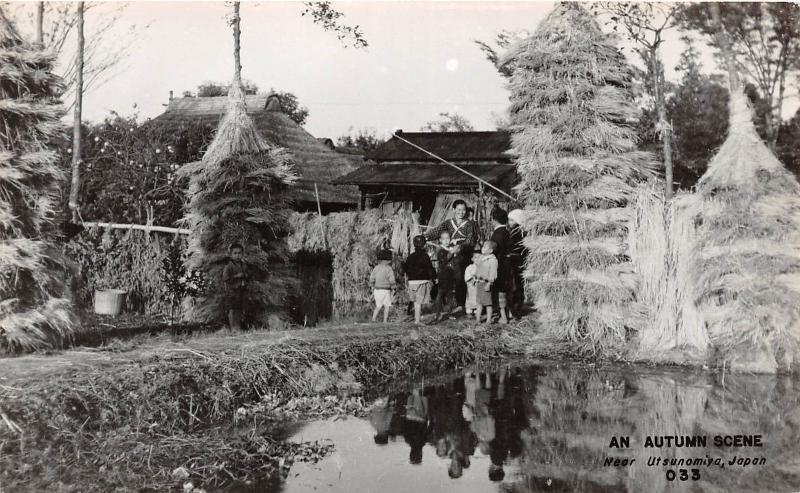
(369, 229, 506, 325)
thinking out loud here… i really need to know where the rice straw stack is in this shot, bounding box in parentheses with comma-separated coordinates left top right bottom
(503, 3, 658, 355)
(686, 89, 800, 372)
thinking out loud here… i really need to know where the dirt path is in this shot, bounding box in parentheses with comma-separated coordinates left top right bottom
(0, 320, 472, 387)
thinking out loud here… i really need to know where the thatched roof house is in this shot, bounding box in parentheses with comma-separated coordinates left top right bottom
(334, 131, 517, 224)
(150, 93, 360, 212)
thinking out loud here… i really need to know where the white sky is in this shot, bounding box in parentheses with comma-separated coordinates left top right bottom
(24, 1, 799, 140)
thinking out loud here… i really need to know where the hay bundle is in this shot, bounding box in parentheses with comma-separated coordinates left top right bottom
(285, 209, 412, 305)
(688, 89, 800, 372)
(286, 212, 312, 253)
(632, 188, 708, 356)
(504, 3, 658, 354)
(178, 72, 298, 326)
(0, 14, 75, 352)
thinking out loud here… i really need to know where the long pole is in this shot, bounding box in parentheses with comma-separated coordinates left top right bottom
(392, 133, 516, 202)
(68, 2, 84, 223)
(35, 2, 44, 46)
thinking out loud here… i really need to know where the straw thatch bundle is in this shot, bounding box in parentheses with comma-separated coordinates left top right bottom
(630, 188, 708, 357)
(687, 89, 800, 372)
(503, 3, 658, 354)
(0, 13, 75, 352)
(287, 209, 419, 304)
(177, 78, 298, 326)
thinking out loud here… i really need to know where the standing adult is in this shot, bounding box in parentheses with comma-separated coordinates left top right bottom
(425, 200, 480, 313)
(507, 209, 527, 317)
(489, 208, 512, 324)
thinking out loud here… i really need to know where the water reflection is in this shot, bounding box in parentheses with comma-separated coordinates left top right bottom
(354, 364, 800, 493)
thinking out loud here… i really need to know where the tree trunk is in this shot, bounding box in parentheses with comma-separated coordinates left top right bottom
(35, 2, 44, 46)
(651, 45, 673, 200)
(68, 2, 84, 223)
(709, 3, 740, 93)
(232, 2, 241, 84)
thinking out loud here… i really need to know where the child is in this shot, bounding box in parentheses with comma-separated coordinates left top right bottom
(464, 250, 481, 316)
(475, 241, 498, 324)
(370, 249, 396, 323)
(403, 235, 436, 324)
(433, 249, 456, 322)
(222, 242, 247, 330)
(436, 230, 455, 257)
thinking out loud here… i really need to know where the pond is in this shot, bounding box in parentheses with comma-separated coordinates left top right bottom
(265, 362, 800, 493)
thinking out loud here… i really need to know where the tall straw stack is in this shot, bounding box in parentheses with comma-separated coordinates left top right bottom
(0, 12, 75, 352)
(178, 55, 297, 325)
(503, 3, 658, 355)
(688, 89, 800, 372)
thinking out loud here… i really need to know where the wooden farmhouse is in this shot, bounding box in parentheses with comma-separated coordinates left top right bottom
(334, 131, 518, 228)
(150, 93, 361, 213)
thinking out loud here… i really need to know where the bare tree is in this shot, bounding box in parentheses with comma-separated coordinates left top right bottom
(3, 2, 148, 109)
(595, 2, 679, 199)
(68, 2, 84, 223)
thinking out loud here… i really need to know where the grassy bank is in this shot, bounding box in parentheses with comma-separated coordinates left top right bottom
(0, 321, 546, 492)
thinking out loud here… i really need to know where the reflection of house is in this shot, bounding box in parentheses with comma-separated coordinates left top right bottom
(334, 131, 518, 226)
(150, 93, 360, 213)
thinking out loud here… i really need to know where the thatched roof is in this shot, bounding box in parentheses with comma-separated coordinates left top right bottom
(150, 95, 359, 206)
(335, 163, 517, 192)
(368, 131, 512, 163)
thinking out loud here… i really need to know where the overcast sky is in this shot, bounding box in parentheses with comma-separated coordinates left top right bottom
(38, 1, 798, 140)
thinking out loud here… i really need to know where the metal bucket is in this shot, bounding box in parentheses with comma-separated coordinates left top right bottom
(94, 289, 127, 316)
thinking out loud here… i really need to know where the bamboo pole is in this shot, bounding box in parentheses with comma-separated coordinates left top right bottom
(82, 222, 191, 235)
(314, 182, 322, 216)
(392, 132, 516, 201)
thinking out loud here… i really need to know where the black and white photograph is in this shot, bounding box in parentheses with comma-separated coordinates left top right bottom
(1, 1, 799, 491)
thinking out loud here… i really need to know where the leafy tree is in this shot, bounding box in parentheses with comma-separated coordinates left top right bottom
(0, 10, 75, 351)
(300, 1, 367, 48)
(666, 38, 729, 187)
(178, 2, 297, 326)
(777, 109, 800, 179)
(56, 114, 215, 226)
(336, 127, 384, 154)
(505, 4, 657, 354)
(676, 2, 800, 150)
(421, 112, 474, 132)
(196, 79, 259, 97)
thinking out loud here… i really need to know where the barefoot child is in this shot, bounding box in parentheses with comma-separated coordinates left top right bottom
(475, 241, 498, 324)
(403, 235, 436, 324)
(222, 242, 247, 330)
(370, 249, 396, 323)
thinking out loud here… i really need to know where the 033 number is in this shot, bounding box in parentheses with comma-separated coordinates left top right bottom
(666, 469, 700, 481)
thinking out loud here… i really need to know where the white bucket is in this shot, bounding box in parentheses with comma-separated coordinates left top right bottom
(94, 289, 127, 316)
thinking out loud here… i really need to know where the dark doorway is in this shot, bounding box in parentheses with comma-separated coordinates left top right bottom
(287, 250, 333, 327)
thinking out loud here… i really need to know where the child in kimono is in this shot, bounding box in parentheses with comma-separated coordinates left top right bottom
(463, 250, 481, 316)
(475, 241, 498, 324)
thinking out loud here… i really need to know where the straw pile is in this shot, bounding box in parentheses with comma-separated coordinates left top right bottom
(177, 79, 298, 327)
(503, 3, 658, 355)
(287, 209, 419, 303)
(629, 187, 708, 357)
(0, 13, 75, 352)
(687, 89, 800, 372)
